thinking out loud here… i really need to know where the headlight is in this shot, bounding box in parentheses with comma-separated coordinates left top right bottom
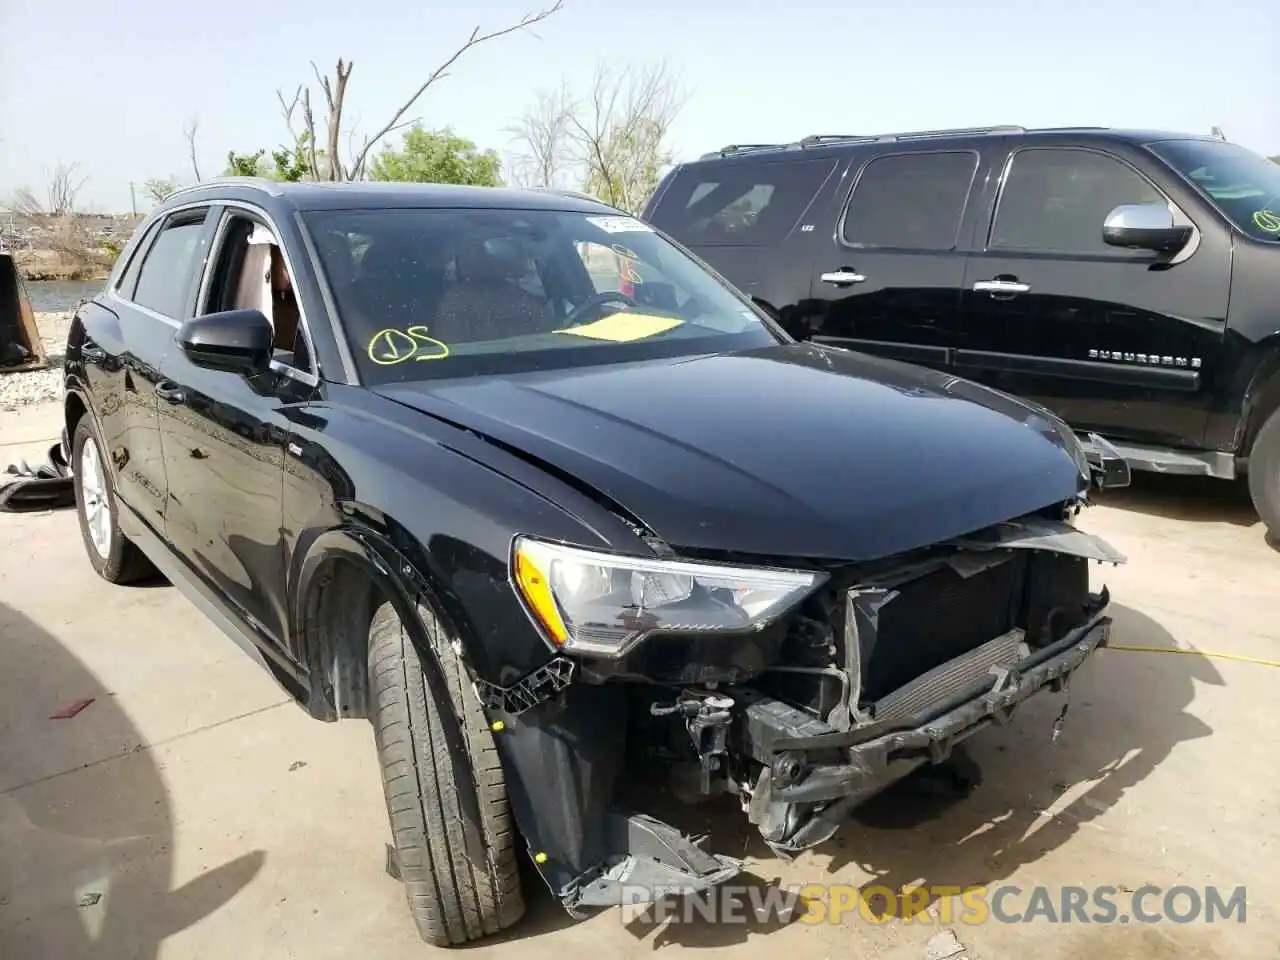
(511, 537, 827, 657)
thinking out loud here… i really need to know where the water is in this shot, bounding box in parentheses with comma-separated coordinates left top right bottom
(22, 280, 104, 314)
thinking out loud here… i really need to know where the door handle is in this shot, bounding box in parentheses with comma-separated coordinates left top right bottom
(973, 279, 1031, 295)
(80, 342, 106, 363)
(155, 381, 186, 404)
(820, 269, 867, 286)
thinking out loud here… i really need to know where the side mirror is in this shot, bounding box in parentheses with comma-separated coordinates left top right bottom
(177, 309, 273, 375)
(1102, 203, 1192, 253)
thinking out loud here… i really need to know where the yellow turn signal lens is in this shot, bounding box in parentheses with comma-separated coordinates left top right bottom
(514, 548, 568, 645)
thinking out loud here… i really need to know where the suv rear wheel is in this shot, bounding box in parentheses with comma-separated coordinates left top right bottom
(71, 418, 156, 584)
(367, 598, 524, 945)
(1248, 407, 1280, 541)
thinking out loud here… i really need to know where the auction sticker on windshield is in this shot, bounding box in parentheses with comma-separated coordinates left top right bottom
(587, 216, 654, 234)
(557, 313, 683, 342)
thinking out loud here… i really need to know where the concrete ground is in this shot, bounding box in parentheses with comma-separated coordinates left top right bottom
(2, 400, 1278, 959)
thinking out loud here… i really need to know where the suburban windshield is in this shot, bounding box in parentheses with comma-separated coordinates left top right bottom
(302, 207, 784, 383)
(1148, 139, 1280, 243)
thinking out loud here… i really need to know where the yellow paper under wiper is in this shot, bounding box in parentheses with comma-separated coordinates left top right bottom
(555, 312, 684, 343)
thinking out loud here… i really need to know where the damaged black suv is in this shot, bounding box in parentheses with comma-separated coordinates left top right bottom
(64, 179, 1129, 946)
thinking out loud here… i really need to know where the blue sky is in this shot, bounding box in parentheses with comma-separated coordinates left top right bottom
(1, 0, 1276, 213)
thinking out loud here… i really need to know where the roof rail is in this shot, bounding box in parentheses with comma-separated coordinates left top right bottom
(702, 143, 795, 159)
(165, 177, 285, 201)
(799, 125, 1025, 148)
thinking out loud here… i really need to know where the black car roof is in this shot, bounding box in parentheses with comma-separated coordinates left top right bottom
(684, 125, 1225, 169)
(160, 180, 619, 215)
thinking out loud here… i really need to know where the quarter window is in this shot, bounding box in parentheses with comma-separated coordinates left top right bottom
(991, 149, 1166, 255)
(132, 217, 206, 317)
(841, 151, 978, 250)
(650, 158, 837, 245)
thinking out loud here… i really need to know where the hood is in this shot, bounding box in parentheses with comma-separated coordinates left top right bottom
(373, 343, 1088, 561)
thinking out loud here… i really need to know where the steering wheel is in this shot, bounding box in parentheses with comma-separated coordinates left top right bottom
(563, 291, 637, 327)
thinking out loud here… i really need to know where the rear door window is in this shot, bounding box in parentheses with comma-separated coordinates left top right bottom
(840, 151, 978, 251)
(131, 215, 208, 318)
(650, 158, 838, 245)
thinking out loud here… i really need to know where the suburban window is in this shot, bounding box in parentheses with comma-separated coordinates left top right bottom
(841, 151, 978, 250)
(303, 207, 781, 385)
(649, 158, 838, 245)
(1148, 138, 1280, 243)
(990, 148, 1166, 255)
(131, 218, 206, 318)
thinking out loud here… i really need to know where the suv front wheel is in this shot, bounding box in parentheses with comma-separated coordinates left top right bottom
(367, 598, 525, 946)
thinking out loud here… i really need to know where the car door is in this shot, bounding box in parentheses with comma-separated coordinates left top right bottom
(804, 148, 982, 369)
(956, 144, 1232, 446)
(157, 204, 319, 654)
(95, 209, 214, 534)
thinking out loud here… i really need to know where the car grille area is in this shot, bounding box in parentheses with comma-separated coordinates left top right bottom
(859, 553, 1029, 703)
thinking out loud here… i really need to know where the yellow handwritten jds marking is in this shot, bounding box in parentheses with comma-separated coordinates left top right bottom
(1253, 210, 1280, 234)
(367, 326, 450, 365)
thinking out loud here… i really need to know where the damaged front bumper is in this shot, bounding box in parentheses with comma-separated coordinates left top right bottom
(743, 607, 1110, 856)
(482, 514, 1122, 917)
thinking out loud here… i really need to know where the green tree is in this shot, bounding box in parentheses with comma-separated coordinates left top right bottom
(225, 149, 267, 177)
(369, 125, 502, 186)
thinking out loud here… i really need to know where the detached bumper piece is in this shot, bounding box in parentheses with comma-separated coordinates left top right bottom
(1082, 433, 1131, 490)
(743, 612, 1111, 857)
(571, 812, 743, 909)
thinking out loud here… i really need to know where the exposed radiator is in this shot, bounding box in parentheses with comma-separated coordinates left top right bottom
(873, 628, 1027, 725)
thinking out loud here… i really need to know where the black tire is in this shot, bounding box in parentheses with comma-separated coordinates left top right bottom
(71, 417, 156, 584)
(1248, 407, 1280, 541)
(367, 599, 524, 946)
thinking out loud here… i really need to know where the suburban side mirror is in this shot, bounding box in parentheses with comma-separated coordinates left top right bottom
(177, 309, 273, 375)
(1102, 203, 1192, 253)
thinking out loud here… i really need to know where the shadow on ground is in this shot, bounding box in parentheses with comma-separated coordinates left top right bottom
(0, 602, 264, 959)
(1095, 471, 1258, 527)
(624, 602, 1220, 948)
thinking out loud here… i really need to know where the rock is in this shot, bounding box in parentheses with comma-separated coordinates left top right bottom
(924, 928, 967, 960)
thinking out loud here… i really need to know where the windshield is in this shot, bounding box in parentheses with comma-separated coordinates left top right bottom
(1148, 139, 1280, 243)
(302, 207, 784, 383)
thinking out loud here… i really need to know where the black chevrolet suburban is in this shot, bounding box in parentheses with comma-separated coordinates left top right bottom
(643, 126, 1280, 539)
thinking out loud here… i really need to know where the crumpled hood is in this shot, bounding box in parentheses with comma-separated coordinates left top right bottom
(374, 343, 1088, 561)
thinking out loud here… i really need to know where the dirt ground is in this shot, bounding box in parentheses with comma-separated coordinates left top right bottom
(2, 400, 1278, 960)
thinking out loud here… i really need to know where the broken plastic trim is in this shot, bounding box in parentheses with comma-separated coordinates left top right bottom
(947, 514, 1128, 565)
(473, 657, 575, 715)
(1084, 432, 1131, 490)
(568, 811, 743, 909)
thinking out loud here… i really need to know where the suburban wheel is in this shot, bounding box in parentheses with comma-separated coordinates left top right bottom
(367, 598, 524, 946)
(1248, 407, 1280, 541)
(71, 418, 156, 584)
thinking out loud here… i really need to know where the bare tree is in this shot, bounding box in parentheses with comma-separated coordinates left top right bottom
(183, 115, 202, 181)
(506, 81, 574, 189)
(278, 2, 562, 182)
(143, 176, 180, 204)
(9, 187, 43, 218)
(45, 161, 87, 216)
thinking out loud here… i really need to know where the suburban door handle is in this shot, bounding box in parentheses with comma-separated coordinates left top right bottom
(155, 381, 186, 404)
(820, 269, 867, 286)
(973, 279, 1031, 295)
(80, 342, 106, 362)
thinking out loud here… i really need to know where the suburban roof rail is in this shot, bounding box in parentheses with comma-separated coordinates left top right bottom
(704, 143, 794, 159)
(797, 125, 1026, 149)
